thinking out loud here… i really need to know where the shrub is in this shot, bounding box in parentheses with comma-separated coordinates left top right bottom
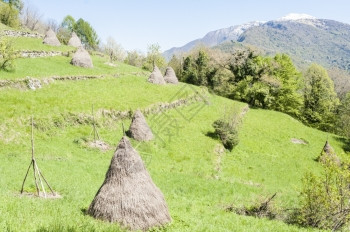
(0, 37, 17, 71)
(212, 106, 243, 150)
(0, 2, 20, 28)
(289, 157, 350, 230)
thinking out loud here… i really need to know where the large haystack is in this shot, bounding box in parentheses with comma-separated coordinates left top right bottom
(43, 29, 61, 46)
(148, 66, 165, 85)
(164, 67, 179, 84)
(68, 32, 82, 47)
(318, 140, 341, 165)
(127, 110, 154, 141)
(71, 47, 93, 68)
(88, 136, 171, 231)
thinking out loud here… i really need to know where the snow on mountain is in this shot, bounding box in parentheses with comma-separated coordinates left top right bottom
(278, 13, 316, 21)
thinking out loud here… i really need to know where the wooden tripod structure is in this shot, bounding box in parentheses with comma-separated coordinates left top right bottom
(90, 104, 100, 143)
(20, 117, 55, 198)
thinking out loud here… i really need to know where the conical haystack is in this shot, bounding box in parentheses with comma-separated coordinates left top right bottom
(71, 47, 93, 68)
(148, 66, 165, 85)
(127, 110, 154, 141)
(318, 140, 341, 165)
(68, 32, 82, 47)
(43, 29, 61, 46)
(88, 136, 171, 231)
(164, 67, 178, 84)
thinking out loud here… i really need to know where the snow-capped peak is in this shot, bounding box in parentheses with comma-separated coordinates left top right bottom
(278, 13, 316, 21)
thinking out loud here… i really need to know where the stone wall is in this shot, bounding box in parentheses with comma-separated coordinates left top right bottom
(20, 51, 63, 58)
(3, 30, 43, 38)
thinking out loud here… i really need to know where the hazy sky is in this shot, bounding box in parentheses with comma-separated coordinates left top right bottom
(28, 0, 350, 52)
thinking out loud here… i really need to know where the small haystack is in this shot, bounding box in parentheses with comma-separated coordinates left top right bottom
(318, 140, 341, 165)
(88, 136, 171, 231)
(164, 67, 178, 84)
(148, 66, 165, 85)
(43, 29, 61, 46)
(71, 47, 93, 68)
(127, 110, 153, 141)
(68, 32, 82, 47)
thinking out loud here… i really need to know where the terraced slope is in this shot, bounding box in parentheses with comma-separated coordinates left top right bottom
(0, 27, 348, 232)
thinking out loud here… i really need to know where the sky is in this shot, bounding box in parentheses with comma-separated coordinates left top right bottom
(27, 0, 350, 52)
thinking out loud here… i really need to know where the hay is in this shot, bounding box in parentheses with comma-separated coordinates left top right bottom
(88, 136, 171, 231)
(318, 140, 341, 165)
(71, 47, 93, 68)
(43, 29, 61, 46)
(148, 66, 165, 85)
(127, 110, 153, 141)
(68, 32, 82, 47)
(164, 67, 178, 84)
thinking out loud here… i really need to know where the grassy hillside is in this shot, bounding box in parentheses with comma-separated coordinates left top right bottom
(0, 28, 349, 232)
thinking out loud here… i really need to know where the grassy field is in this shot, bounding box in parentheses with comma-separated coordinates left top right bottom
(9, 37, 75, 52)
(0, 56, 143, 80)
(0, 30, 349, 232)
(0, 85, 347, 231)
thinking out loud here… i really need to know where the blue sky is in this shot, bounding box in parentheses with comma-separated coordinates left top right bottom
(28, 0, 350, 52)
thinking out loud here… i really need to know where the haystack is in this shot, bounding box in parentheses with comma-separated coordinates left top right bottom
(127, 110, 153, 141)
(68, 32, 82, 47)
(71, 47, 93, 68)
(43, 29, 61, 46)
(318, 140, 341, 165)
(164, 67, 178, 84)
(148, 66, 165, 85)
(88, 136, 171, 231)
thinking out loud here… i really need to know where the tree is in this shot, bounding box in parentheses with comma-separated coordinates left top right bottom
(21, 4, 42, 31)
(0, 1, 20, 28)
(181, 49, 217, 87)
(142, 43, 166, 71)
(74, 18, 99, 50)
(303, 64, 339, 131)
(337, 92, 350, 139)
(272, 54, 304, 117)
(60, 15, 75, 31)
(124, 50, 145, 67)
(167, 55, 182, 79)
(0, 37, 17, 71)
(2, 0, 22, 11)
(103, 37, 126, 62)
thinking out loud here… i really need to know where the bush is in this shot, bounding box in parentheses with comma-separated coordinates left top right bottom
(0, 37, 17, 71)
(212, 106, 243, 150)
(289, 157, 350, 230)
(0, 2, 20, 28)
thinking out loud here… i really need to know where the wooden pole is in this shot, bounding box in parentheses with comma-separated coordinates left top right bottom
(122, 122, 125, 136)
(20, 160, 32, 194)
(21, 116, 56, 197)
(31, 117, 40, 196)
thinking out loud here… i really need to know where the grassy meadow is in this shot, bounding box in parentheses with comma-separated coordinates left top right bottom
(0, 27, 349, 232)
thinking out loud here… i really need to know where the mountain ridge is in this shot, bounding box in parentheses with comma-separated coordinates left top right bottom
(164, 14, 350, 71)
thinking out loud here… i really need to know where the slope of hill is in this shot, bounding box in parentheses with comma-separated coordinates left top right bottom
(236, 18, 350, 70)
(165, 14, 350, 71)
(163, 21, 263, 60)
(1, 27, 349, 231)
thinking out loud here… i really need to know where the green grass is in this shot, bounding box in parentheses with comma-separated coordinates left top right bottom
(0, 77, 199, 121)
(0, 78, 348, 231)
(0, 22, 11, 30)
(0, 55, 142, 80)
(8, 37, 75, 52)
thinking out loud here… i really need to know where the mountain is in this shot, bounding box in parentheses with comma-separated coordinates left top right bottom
(163, 21, 264, 60)
(165, 14, 350, 71)
(234, 15, 350, 70)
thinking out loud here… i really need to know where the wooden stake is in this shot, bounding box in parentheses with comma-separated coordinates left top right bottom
(122, 122, 125, 136)
(20, 116, 55, 197)
(92, 104, 100, 142)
